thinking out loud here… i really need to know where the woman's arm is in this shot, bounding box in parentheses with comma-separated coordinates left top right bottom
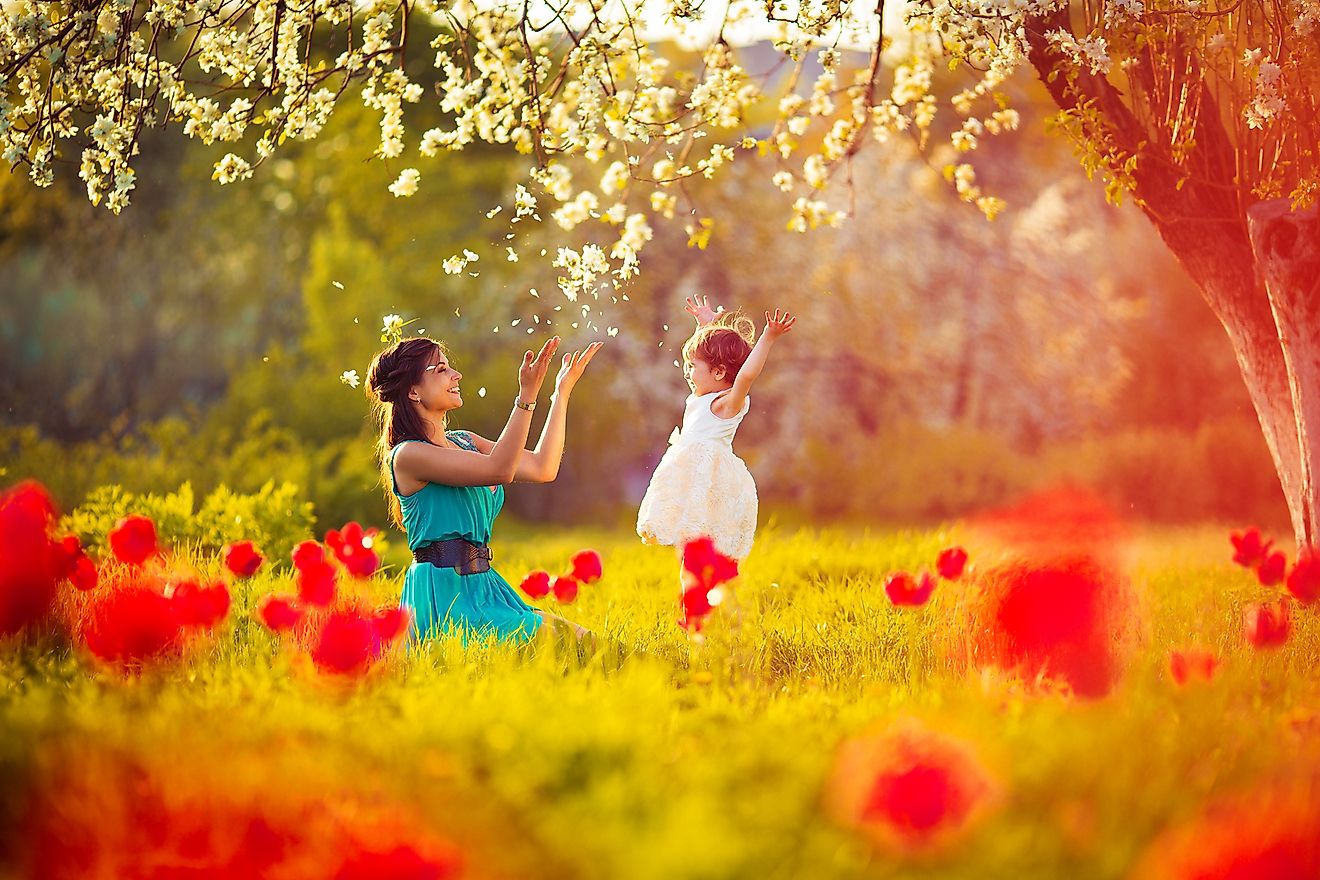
(464, 342, 603, 483)
(714, 309, 795, 418)
(395, 338, 558, 487)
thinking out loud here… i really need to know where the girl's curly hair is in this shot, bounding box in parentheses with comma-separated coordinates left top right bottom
(681, 311, 757, 381)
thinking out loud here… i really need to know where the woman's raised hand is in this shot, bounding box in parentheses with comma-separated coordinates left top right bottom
(519, 336, 560, 401)
(684, 294, 719, 325)
(554, 341, 604, 398)
(763, 309, 797, 338)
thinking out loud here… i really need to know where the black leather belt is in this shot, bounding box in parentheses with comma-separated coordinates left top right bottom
(414, 538, 492, 575)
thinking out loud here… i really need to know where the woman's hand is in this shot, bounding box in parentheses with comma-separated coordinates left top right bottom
(763, 309, 796, 339)
(554, 341, 604, 399)
(684, 294, 720, 325)
(518, 336, 560, 401)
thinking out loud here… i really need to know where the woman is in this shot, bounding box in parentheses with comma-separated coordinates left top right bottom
(366, 334, 603, 643)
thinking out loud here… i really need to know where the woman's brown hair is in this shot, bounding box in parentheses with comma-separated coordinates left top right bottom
(366, 337, 446, 528)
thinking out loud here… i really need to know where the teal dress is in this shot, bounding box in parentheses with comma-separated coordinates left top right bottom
(392, 434, 542, 643)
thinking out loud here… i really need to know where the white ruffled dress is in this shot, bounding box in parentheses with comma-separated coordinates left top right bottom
(636, 390, 758, 560)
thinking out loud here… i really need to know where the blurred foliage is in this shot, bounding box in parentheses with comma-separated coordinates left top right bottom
(0, 67, 1273, 528)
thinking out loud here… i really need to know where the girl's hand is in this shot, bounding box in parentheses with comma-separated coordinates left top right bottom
(518, 336, 560, 400)
(764, 309, 797, 338)
(684, 294, 720, 325)
(554, 341, 604, 398)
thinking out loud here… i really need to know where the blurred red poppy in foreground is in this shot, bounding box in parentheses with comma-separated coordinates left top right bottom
(1286, 549, 1320, 604)
(519, 570, 551, 599)
(1129, 782, 1320, 880)
(82, 583, 185, 667)
(570, 549, 603, 584)
(885, 571, 935, 607)
(107, 514, 159, 566)
(1230, 526, 1272, 569)
(293, 541, 338, 607)
(1257, 550, 1287, 587)
(1168, 648, 1218, 686)
(223, 540, 265, 578)
(678, 537, 738, 632)
(1243, 600, 1291, 649)
(961, 554, 1135, 698)
(257, 593, 304, 632)
(270, 600, 410, 677)
(552, 575, 580, 604)
(936, 547, 968, 581)
(168, 577, 232, 628)
(18, 748, 465, 880)
(824, 719, 998, 853)
(325, 521, 381, 578)
(0, 481, 64, 636)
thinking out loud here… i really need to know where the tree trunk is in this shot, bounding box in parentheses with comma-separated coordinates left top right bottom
(1248, 199, 1320, 548)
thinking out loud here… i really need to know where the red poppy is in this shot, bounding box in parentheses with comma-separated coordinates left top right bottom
(291, 540, 327, 571)
(825, 719, 997, 852)
(680, 584, 716, 632)
(1257, 550, 1287, 587)
(1243, 600, 1291, 649)
(0, 480, 64, 636)
(297, 558, 338, 607)
(371, 606, 410, 644)
(257, 594, 303, 632)
(681, 536, 738, 591)
(1168, 648, 1218, 686)
(169, 578, 231, 629)
(335, 843, 463, 880)
(552, 575, 580, 603)
(325, 522, 381, 579)
(1285, 549, 1320, 604)
(223, 541, 265, 578)
(108, 514, 159, 566)
(885, 571, 935, 607)
(310, 609, 377, 675)
(1230, 526, 1272, 568)
(519, 570, 551, 599)
(570, 549, 603, 584)
(935, 547, 968, 581)
(83, 584, 184, 667)
(70, 555, 99, 591)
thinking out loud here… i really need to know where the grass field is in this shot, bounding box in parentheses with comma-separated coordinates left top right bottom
(2, 520, 1318, 879)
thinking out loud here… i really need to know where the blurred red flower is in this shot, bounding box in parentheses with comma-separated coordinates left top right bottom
(257, 594, 304, 632)
(335, 843, 463, 880)
(108, 514, 159, 566)
(1285, 549, 1320, 604)
(519, 570, 551, 599)
(825, 719, 998, 853)
(552, 575, 580, 603)
(680, 585, 716, 632)
(297, 558, 338, 607)
(886, 571, 936, 607)
(1257, 550, 1287, 587)
(292, 539, 327, 571)
(1130, 783, 1320, 880)
(964, 554, 1134, 698)
(70, 555, 99, 591)
(682, 536, 738, 592)
(0, 481, 63, 636)
(1168, 648, 1218, 686)
(83, 583, 184, 667)
(325, 522, 381, 579)
(371, 606, 410, 644)
(1243, 600, 1291, 649)
(1230, 526, 1272, 568)
(169, 578, 231, 629)
(936, 547, 968, 581)
(570, 549, 603, 584)
(310, 609, 377, 675)
(223, 540, 265, 578)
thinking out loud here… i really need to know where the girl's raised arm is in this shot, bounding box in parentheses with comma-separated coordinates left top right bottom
(684, 294, 720, 326)
(715, 309, 795, 418)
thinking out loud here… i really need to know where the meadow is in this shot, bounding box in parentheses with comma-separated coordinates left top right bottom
(2, 505, 1318, 879)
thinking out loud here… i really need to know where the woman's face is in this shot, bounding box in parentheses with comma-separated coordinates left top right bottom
(412, 350, 463, 413)
(684, 355, 725, 395)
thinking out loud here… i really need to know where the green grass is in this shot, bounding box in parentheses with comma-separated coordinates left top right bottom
(2, 524, 1318, 879)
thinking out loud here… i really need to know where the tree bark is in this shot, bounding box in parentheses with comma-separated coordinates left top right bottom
(1022, 15, 1308, 543)
(1248, 200, 1320, 547)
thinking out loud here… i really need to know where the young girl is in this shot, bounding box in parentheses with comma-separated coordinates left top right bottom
(636, 295, 796, 565)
